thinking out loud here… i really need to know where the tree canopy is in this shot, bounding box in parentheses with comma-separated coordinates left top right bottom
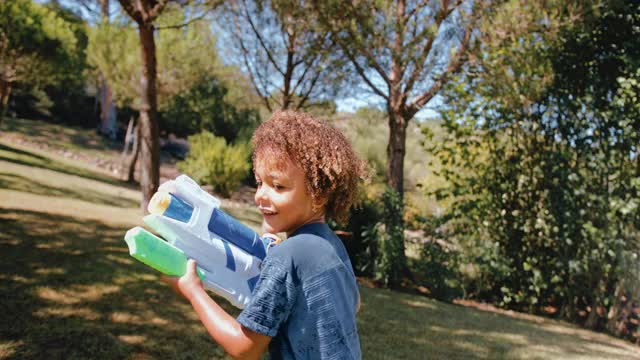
(0, 0, 82, 118)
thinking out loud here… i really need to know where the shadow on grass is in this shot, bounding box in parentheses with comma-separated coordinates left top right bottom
(0, 142, 135, 190)
(1, 117, 119, 153)
(357, 286, 636, 359)
(1, 118, 49, 139)
(0, 173, 138, 208)
(0, 208, 234, 359)
(2, 207, 635, 359)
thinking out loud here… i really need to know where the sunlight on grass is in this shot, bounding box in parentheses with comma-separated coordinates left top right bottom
(0, 341, 23, 358)
(0, 189, 142, 226)
(34, 306, 101, 321)
(356, 286, 640, 359)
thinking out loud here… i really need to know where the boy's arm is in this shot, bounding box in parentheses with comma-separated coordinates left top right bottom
(163, 260, 271, 360)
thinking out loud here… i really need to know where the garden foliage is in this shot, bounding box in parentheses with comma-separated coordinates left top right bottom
(178, 131, 251, 197)
(1, 0, 90, 123)
(430, 0, 640, 337)
(376, 188, 407, 287)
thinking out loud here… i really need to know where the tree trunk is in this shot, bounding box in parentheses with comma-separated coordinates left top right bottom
(137, 23, 160, 212)
(122, 116, 135, 157)
(100, 0, 109, 15)
(383, 105, 415, 287)
(127, 122, 140, 183)
(99, 81, 118, 138)
(636, 147, 639, 178)
(585, 296, 601, 330)
(386, 108, 408, 195)
(98, 0, 117, 139)
(0, 79, 11, 124)
(606, 279, 627, 336)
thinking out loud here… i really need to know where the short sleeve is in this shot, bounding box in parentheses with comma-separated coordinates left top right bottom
(236, 257, 298, 337)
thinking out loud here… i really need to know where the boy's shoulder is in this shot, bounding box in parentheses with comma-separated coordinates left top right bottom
(270, 231, 333, 262)
(267, 224, 345, 279)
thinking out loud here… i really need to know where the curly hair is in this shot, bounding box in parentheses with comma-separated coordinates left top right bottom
(251, 110, 367, 225)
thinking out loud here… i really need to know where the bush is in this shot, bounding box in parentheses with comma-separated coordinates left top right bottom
(331, 197, 381, 277)
(161, 77, 261, 142)
(178, 131, 251, 197)
(376, 187, 407, 287)
(414, 241, 462, 302)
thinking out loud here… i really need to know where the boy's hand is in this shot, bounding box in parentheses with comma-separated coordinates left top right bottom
(161, 259, 203, 301)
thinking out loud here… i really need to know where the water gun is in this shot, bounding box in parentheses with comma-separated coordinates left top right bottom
(124, 175, 270, 309)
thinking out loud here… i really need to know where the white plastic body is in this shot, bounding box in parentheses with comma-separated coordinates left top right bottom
(145, 175, 262, 309)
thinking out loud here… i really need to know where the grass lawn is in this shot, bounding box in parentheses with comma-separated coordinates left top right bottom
(1, 122, 639, 359)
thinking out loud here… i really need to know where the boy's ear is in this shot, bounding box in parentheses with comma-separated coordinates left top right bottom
(312, 197, 328, 213)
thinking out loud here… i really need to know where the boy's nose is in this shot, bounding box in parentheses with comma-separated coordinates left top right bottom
(254, 186, 268, 205)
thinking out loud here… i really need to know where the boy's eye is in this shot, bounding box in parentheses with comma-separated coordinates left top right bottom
(273, 183, 285, 190)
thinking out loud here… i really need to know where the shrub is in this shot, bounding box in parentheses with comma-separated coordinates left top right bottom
(178, 131, 251, 197)
(161, 77, 261, 142)
(414, 240, 463, 302)
(331, 196, 381, 277)
(376, 187, 407, 287)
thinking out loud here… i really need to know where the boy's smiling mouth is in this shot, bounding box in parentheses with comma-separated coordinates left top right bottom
(259, 208, 277, 216)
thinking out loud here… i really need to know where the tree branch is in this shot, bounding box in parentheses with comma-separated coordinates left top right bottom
(240, 0, 285, 76)
(147, 0, 170, 22)
(341, 44, 389, 100)
(296, 67, 322, 109)
(341, 25, 391, 86)
(232, 12, 272, 111)
(156, 9, 213, 30)
(290, 52, 320, 95)
(117, 0, 143, 23)
(333, 2, 392, 87)
(406, 20, 471, 117)
(404, 0, 463, 95)
(404, 0, 430, 22)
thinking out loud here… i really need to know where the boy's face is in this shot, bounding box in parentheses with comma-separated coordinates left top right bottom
(254, 155, 322, 236)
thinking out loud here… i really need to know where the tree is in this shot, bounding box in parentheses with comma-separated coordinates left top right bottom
(309, 0, 483, 287)
(87, 7, 220, 110)
(97, 0, 118, 138)
(432, 0, 640, 337)
(312, 0, 481, 196)
(161, 74, 261, 142)
(547, 0, 640, 331)
(0, 0, 79, 121)
(107, 0, 215, 210)
(222, 0, 343, 111)
(113, 0, 165, 210)
(72, 0, 120, 136)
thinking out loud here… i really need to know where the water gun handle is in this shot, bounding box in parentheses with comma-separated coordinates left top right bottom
(124, 227, 205, 280)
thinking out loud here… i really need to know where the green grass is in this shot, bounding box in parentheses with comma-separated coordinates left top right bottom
(0, 117, 121, 160)
(0, 126, 639, 359)
(0, 140, 128, 188)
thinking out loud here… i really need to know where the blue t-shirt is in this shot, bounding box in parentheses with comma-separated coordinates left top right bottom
(237, 222, 361, 359)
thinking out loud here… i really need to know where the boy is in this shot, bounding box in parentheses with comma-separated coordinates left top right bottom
(163, 110, 366, 359)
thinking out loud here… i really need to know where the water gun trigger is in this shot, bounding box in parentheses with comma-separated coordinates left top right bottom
(195, 265, 206, 282)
